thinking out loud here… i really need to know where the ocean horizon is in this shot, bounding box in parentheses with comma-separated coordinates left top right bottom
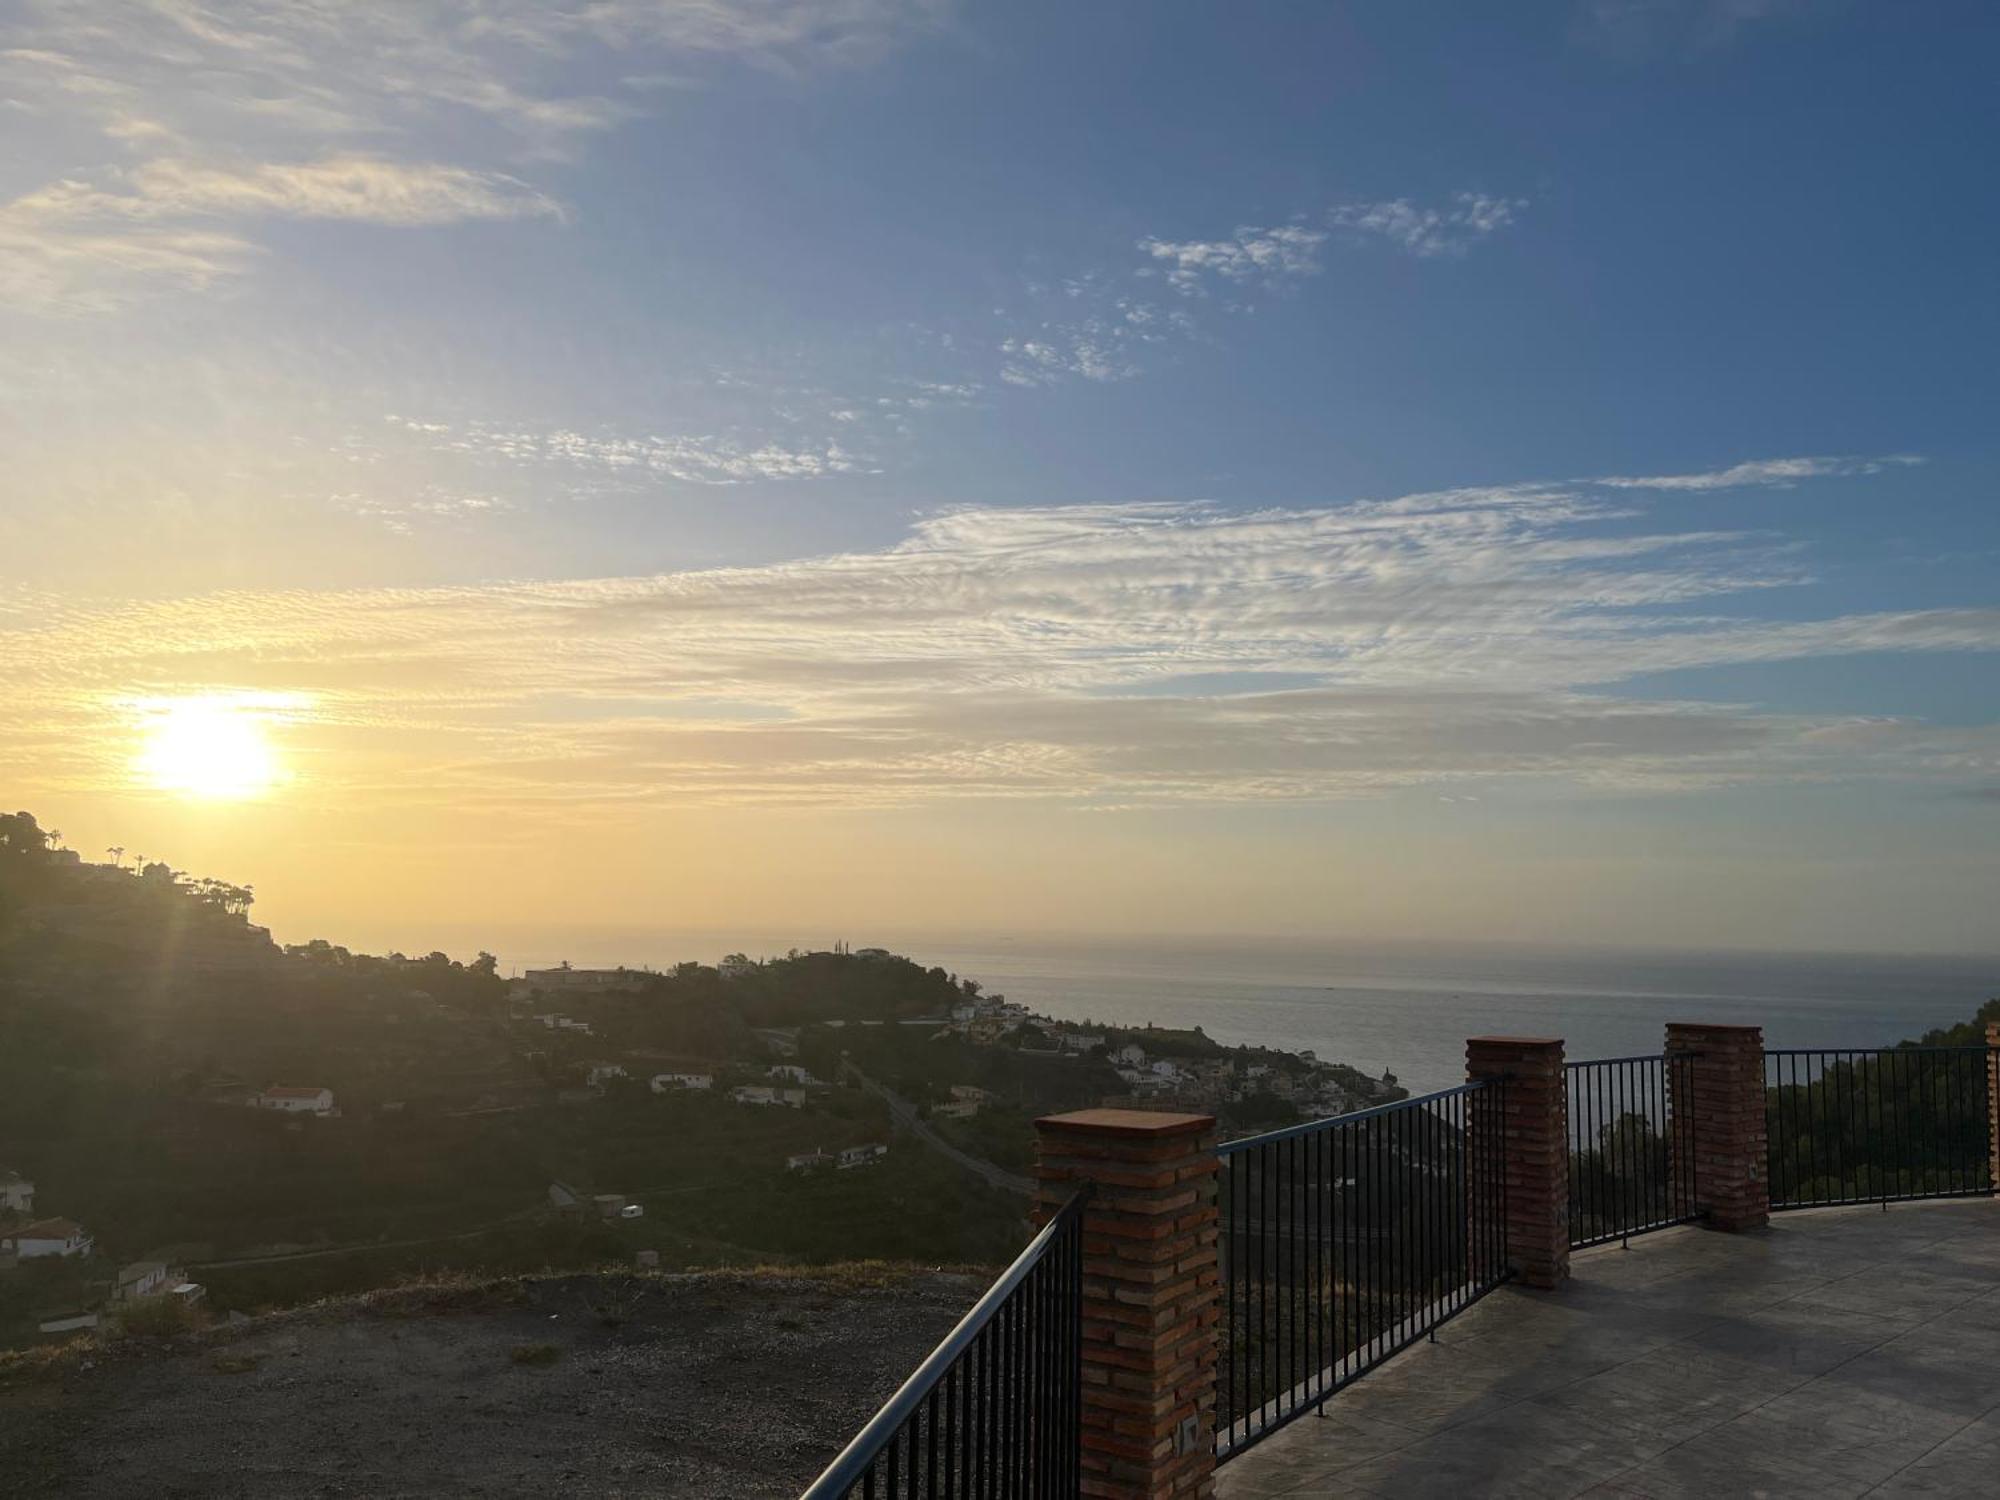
(384, 926, 2000, 1098)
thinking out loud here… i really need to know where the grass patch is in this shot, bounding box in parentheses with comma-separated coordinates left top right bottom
(509, 1341, 562, 1366)
(211, 1352, 260, 1375)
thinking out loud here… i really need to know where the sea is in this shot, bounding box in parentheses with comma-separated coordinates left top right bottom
(425, 927, 2000, 1099)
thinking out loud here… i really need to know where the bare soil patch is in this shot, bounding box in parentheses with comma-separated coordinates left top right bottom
(0, 1266, 981, 1498)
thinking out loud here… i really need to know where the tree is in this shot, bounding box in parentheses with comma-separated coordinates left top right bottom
(106, 846, 125, 869)
(0, 811, 46, 857)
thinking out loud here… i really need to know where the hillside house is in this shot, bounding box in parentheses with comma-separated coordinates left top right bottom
(836, 1143, 889, 1170)
(949, 1084, 993, 1103)
(116, 1260, 172, 1302)
(1060, 1033, 1106, 1054)
(786, 1150, 831, 1173)
(766, 1064, 823, 1087)
(933, 1099, 980, 1119)
(3, 1218, 93, 1259)
(586, 1062, 628, 1088)
(592, 1194, 643, 1219)
(730, 1085, 806, 1108)
(650, 1072, 714, 1093)
(256, 1085, 334, 1115)
(1110, 1043, 1147, 1068)
(0, 1169, 31, 1216)
(524, 964, 650, 994)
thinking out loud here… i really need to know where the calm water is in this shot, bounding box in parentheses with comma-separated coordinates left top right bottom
(418, 923, 1999, 1099)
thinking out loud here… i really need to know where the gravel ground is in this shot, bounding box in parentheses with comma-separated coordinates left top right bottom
(0, 1268, 982, 1498)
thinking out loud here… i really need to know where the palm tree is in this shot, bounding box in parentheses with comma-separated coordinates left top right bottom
(106, 846, 124, 869)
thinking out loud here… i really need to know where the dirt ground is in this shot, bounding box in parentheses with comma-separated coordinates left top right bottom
(0, 1268, 982, 1498)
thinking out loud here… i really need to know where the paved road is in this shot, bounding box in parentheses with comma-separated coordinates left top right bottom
(840, 1060, 1036, 1197)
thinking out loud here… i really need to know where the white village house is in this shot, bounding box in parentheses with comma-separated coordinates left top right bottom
(0, 1168, 32, 1216)
(837, 1143, 889, 1170)
(586, 1062, 628, 1088)
(256, 1085, 335, 1115)
(116, 1260, 173, 1302)
(3, 1217, 93, 1259)
(730, 1084, 806, 1108)
(650, 1072, 714, 1093)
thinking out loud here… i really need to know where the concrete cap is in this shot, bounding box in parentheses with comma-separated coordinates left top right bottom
(1035, 1108, 1215, 1136)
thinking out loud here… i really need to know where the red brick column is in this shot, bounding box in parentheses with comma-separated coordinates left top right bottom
(1985, 1022, 1999, 1190)
(1665, 1022, 1768, 1232)
(1465, 1037, 1569, 1290)
(1034, 1109, 1219, 1500)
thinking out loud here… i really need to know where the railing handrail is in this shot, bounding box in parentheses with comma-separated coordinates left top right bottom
(1566, 1051, 1699, 1069)
(1765, 1044, 1999, 1056)
(798, 1185, 1091, 1500)
(1218, 1078, 1496, 1155)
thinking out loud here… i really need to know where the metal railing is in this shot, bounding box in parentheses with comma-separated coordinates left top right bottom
(1567, 1053, 1699, 1249)
(1216, 1081, 1509, 1460)
(1766, 1047, 1995, 1210)
(800, 1188, 1089, 1500)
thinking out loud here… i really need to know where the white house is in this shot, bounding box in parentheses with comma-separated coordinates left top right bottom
(932, 1099, 979, 1120)
(4, 1218, 93, 1259)
(786, 1150, 830, 1173)
(0, 1168, 32, 1215)
(766, 1064, 823, 1087)
(836, 1143, 889, 1170)
(949, 1084, 993, 1103)
(117, 1260, 172, 1302)
(586, 1062, 628, 1088)
(1110, 1043, 1147, 1068)
(1059, 1033, 1106, 1054)
(256, 1085, 334, 1115)
(730, 1085, 805, 1108)
(650, 1072, 714, 1093)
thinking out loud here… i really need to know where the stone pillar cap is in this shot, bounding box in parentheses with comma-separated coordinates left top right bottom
(1035, 1107, 1215, 1136)
(1466, 1035, 1563, 1047)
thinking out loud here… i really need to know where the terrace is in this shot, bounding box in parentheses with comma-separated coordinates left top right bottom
(1217, 1197, 2000, 1498)
(802, 1022, 2000, 1499)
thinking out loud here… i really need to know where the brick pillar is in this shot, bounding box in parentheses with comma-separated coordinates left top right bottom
(1034, 1109, 1219, 1500)
(1665, 1022, 1768, 1232)
(1465, 1037, 1568, 1290)
(1985, 1022, 1999, 1190)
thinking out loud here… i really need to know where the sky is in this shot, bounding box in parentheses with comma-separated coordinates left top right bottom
(2, 1, 1997, 959)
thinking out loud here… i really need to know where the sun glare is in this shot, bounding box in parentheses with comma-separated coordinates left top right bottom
(135, 697, 289, 801)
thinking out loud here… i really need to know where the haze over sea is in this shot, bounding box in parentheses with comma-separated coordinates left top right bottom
(403, 927, 2000, 1099)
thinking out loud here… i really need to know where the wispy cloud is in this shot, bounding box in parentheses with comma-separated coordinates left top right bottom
(1592, 455, 1924, 491)
(1325, 192, 1528, 258)
(384, 414, 871, 485)
(9, 455, 1993, 812)
(0, 156, 561, 313)
(0, 1, 941, 312)
(1137, 225, 1327, 295)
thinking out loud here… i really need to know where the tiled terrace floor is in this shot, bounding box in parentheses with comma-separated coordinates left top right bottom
(1217, 1198, 2000, 1499)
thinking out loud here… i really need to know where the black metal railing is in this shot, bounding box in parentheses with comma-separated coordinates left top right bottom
(1567, 1053, 1699, 1249)
(800, 1188, 1089, 1500)
(1216, 1081, 1509, 1460)
(1766, 1047, 1996, 1210)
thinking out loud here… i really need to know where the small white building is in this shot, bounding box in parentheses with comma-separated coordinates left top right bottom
(933, 1099, 980, 1120)
(766, 1064, 823, 1087)
(117, 1260, 172, 1302)
(650, 1072, 714, 1093)
(257, 1085, 335, 1115)
(4, 1217, 93, 1259)
(1110, 1043, 1147, 1068)
(836, 1143, 889, 1170)
(786, 1150, 831, 1173)
(1060, 1033, 1106, 1054)
(586, 1062, 628, 1088)
(0, 1168, 32, 1215)
(730, 1085, 806, 1108)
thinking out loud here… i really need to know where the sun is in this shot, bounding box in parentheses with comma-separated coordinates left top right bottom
(135, 697, 288, 801)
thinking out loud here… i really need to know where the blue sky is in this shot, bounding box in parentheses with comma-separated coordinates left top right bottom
(2, 2, 1996, 953)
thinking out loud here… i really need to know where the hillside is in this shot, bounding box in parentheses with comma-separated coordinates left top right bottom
(0, 1266, 975, 1498)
